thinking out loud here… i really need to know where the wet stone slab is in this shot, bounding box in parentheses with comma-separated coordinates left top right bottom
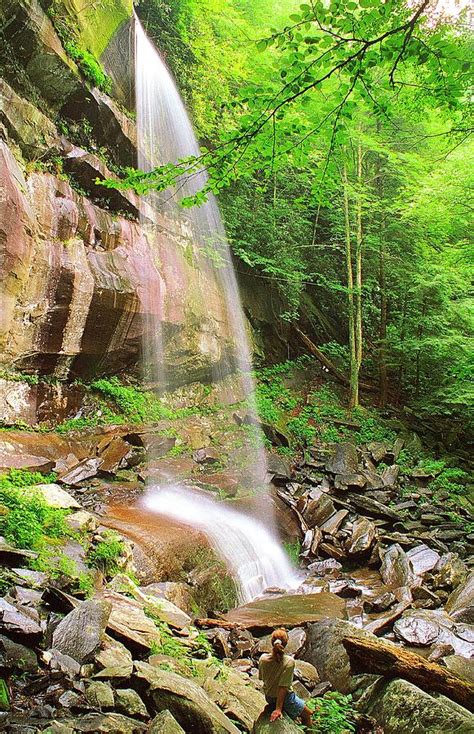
(224, 592, 346, 630)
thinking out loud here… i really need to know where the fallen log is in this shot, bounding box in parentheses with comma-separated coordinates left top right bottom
(294, 326, 377, 393)
(194, 618, 240, 630)
(342, 635, 474, 713)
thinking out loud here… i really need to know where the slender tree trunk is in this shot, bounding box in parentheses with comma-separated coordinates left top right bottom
(343, 162, 358, 409)
(376, 147, 388, 407)
(396, 289, 408, 404)
(415, 299, 427, 399)
(379, 245, 388, 406)
(355, 141, 363, 371)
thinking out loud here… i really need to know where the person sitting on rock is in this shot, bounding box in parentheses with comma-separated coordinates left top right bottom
(258, 627, 312, 728)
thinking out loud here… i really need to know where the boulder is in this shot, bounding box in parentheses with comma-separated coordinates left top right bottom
(72, 713, 147, 733)
(406, 544, 440, 577)
(94, 635, 133, 679)
(443, 655, 474, 685)
(35, 483, 80, 509)
(0, 540, 37, 566)
(255, 627, 306, 657)
(198, 660, 266, 730)
(225, 593, 345, 630)
(294, 660, 319, 688)
(66, 510, 98, 534)
(149, 711, 185, 733)
(320, 510, 349, 535)
(252, 710, 302, 733)
(380, 544, 415, 589)
(85, 681, 115, 709)
(106, 576, 191, 630)
(103, 591, 162, 652)
(134, 662, 241, 733)
(115, 689, 148, 718)
(52, 600, 111, 664)
(0, 597, 42, 639)
(98, 437, 132, 474)
(446, 572, 474, 623)
(394, 613, 440, 646)
(355, 677, 474, 734)
(433, 554, 468, 590)
(346, 517, 376, 556)
(303, 495, 335, 528)
(60, 458, 103, 486)
(326, 443, 359, 474)
(0, 634, 37, 672)
(302, 618, 381, 693)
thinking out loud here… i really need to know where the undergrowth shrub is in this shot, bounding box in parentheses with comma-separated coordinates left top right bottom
(87, 530, 125, 577)
(0, 470, 70, 550)
(308, 692, 356, 734)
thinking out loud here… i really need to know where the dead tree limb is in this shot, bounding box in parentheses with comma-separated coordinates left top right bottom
(343, 635, 474, 713)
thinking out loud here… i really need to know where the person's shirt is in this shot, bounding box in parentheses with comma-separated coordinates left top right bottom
(258, 652, 294, 699)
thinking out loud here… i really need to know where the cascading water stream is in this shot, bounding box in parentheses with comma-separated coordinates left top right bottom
(134, 14, 297, 602)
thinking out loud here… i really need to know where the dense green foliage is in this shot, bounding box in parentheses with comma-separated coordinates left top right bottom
(116, 0, 473, 435)
(308, 692, 356, 733)
(0, 470, 70, 550)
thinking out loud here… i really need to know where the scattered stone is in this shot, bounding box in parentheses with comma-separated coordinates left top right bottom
(364, 592, 396, 614)
(0, 597, 42, 638)
(347, 494, 401, 521)
(59, 690, 82, 708)
(85, 680, 115, 709)
(303, 494, 335, 528)
(433, 553, 468, 590)
(364, 602, 411, 636)
(104, 591, 162, 651)
(334, 474, 367, 491)
(320, 510, 349, 535)
(95, 635, 134, 679)
(66, 510, 98, 534)
(44, 649, 81, 677)
(0, 540, 38, 565)
(0, 634, 37, 672)
(52, 600, 111, 664)
(347, 517, 376, 556)
(443, 655, 474, 684)
(148, 711, 185, 734)
(394, 613, 440, 646)
(72, 713, 147, 733)
(308, 559, 342, 575)
(381, 465, 400, 487)
(98, 437, 131, 474)
(445, 572, 474, 623)
(380, 544, 415, 589)
(427, 643, 455, 662)
(60, 458, 103, 486)
(294, 660, 319, 687)
(406, 544, 440, 577)
(326, 443, 359, 474)
(114, 688, 148, 718)
(192, 447, 220, 465)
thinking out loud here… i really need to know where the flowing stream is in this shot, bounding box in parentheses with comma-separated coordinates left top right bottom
(134, 15, 296, 603)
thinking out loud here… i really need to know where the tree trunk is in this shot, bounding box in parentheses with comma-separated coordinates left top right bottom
(355, 140, 363, 370)
(343, 162, 359, 409)
(343, 635, 474, 713)
(293, 326, 377, 393)
(396, 289, 408, 404)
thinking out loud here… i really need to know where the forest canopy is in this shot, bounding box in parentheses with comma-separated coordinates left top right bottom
(124, 0, 473, 429)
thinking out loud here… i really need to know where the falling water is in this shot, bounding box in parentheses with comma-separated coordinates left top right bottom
(134, 15, 296, 601)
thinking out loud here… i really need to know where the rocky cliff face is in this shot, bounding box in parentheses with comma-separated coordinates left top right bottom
(0, 0, 263, 399)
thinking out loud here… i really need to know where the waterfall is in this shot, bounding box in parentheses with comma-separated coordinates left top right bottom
(134, 15, 297, 603)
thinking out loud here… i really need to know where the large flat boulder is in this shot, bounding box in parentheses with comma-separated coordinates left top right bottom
(252, 710, 301, 733)
(52, 599, 111, 664)
(302, 618, 387, 693)
(134, 662, 241, 734)
(356, 677, 474, 733)
(225, 593, 345, 630)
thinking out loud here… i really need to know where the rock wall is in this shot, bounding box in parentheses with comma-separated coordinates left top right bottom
(0, 0, 251, 389)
